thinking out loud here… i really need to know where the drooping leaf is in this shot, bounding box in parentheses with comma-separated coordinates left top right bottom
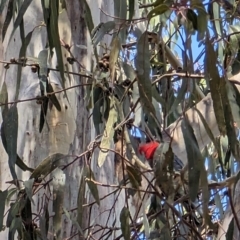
(0, 81, 8, 113)
(126, 165, 142, 190)
(85, 166, 100, 205)
(23, 179, 35, 205)
(186, 9, 198, 30)
(21, 197, 33, 239)
(120, 207, 130, 240)
(38, 49, 48, 93)
(128, 0, 135, 22)
(9, 0, 33, 44)
(77, 168, 86, 232)
(81, 0, 94, 34)
(92, 21, 116, 46)
(9, 216, 23, 239)
(98, 97, 118, 167)
(16, 155, 34, 172)
(92, 87, 104, 134)
(0, 190, 8, 231)
(167, 79, 188, 117)
(195, 7, 208, 41)
(52, 168, 66, 239)
(2, 105, 18, 181)
(39, 96, 49, 133)
(15, 26, 34, 100)
(181, 117, 202, 201)
(121, 62, 135, 81)
(63, 207, 83, 235)
(114, 0, 127, 42)
(135, 32, 153, 113)
(147, 4, 169, 20)
(49, 0, 65, 87)
(0, 0, 8, 14)
(39, 204, 49, 239)
(2, 0, 14, 41)
(226, 218, 234, 240)
(205, 36, 226, 135)
(109, 37, 121, 82)
(30, 153, 66, 180)
(46, 82, 61, 111)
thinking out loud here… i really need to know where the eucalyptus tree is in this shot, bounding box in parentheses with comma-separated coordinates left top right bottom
(1, 0, 240, 239)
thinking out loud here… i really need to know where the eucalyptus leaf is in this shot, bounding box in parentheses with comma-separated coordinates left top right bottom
(181, 117, 202, 201)
(109, 37, 121, 82)
(46, 82, 61, 111)
(30, 153, 66, 180)
(2, 0, 14, 41)
(147, 4, 169, 20)
(85, 166, 100, 205)
(128, 0, 135, 22)
(98, 97, 117, 167)
(92, 21, 115, 46)
(226, 218, 234, 240)
(1, 105, 18, 181)
(23, 179, 35, 205)
(9, 0, 33, 44)
(120, 207, 130, 240)
(0, 190, 8, 231)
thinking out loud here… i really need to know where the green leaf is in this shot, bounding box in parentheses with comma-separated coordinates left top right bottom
(63, 207, 83, 235)
(120, 207, 130, 240)
(109, 37, 121, 82)
(15, 27, 34, 100)
(181, 117, 202, 201)
(39, 205, 49, 239)
(9, 0, 33, 44)
(205, 36, 226, 135)
(167, 79, 188, 116)
(186, 9, 198, 30)
(49, 0, 65, 87)
(135, 32, 152, 112)
(2, 0, 14, 41)
(195, 7, 208, 41)
(77, 169, 86, 231)
(92, 87, 104, 135)
(128, 0, 135, 22)
(39, 96, 49, 133)
(46, 82, 61, 111)
(121, 62, 135, 81)
(30, 153, 66, 180)
(0, 0, 8, 14)
(151, 86, 165, 106)
(0, 81, 8, 113)
(126, 165, 142, 189)
(16, 155, 34, 172)
(114, 0, 127, 42)
(2, 105, 18, 180)
(91, 21, 115, 46)
(52, 168, 65, 239)
(6, 188, 17, 206)
(81, 0, 94, 34)
(226, 218, 234, 240)
(0, 190, 8, 231)
(98, 97, 118, 167)
(38, 49, 48, 96)
(147, 4, 169, 20)
(23, 179, 35, 205)
(135, 32, 161, 131)
(85, 166, 100, 205)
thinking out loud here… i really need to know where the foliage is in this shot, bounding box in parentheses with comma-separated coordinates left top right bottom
(1, 0, 240, 239)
